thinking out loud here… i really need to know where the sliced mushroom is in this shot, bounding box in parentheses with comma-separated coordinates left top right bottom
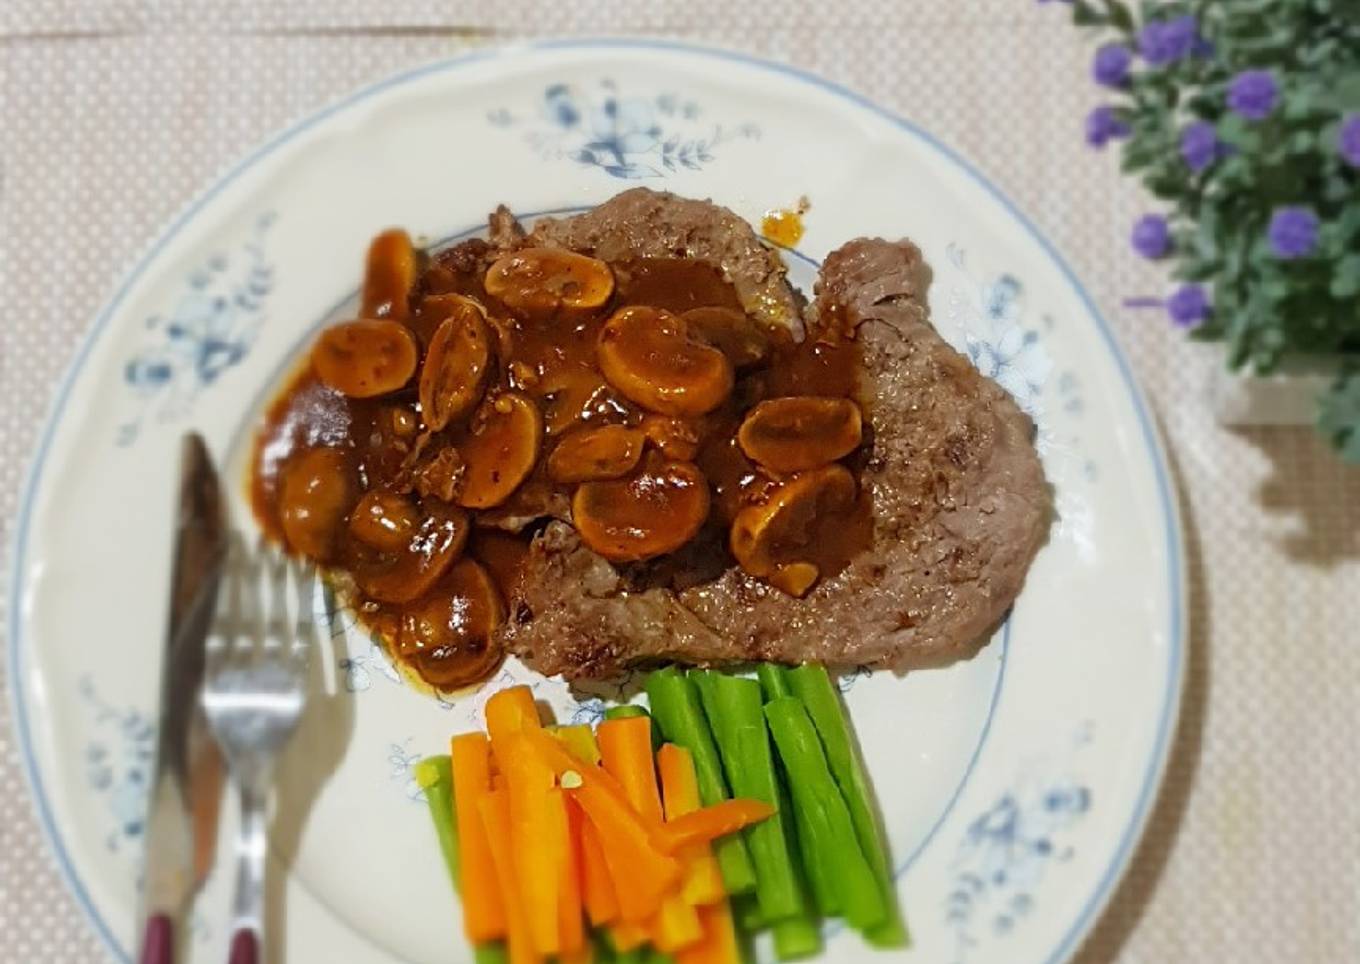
(729, 464, 856, 597)
(682, 306, 771, 369)
(348, 490, 421, 553)
(640, 415, 701, 461)
(737, 396, 863, 473)
(360, 228, 418, 320)
(484, 247, 614, 318)
(278, 447, 357, 562)
(457, 393, 544, 509)
(547, 425, 645, 484)
(419, 295, 493, 431)
(312, 320, 418, 398)
(419, 292, 482, 324)
(396, 559, 506, 691)
(536, 366, 623, 436)
(597, 306, 734, 417)
(356, 501, 470, 604)
(573, 459, 711, 562)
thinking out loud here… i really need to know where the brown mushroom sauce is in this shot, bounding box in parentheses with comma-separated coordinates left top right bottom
(250, 229, 874, 691)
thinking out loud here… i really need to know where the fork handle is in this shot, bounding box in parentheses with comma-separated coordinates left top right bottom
(228, 928, 259, 964)
(229, 781, 269, 964)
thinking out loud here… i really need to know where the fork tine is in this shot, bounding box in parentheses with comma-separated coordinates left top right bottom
(261, 537, 291, 654)
(207, 530, 244, 673)
(291, 558, 318, 650)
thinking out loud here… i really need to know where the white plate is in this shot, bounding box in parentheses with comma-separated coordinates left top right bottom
(8, 40, 1184, 964)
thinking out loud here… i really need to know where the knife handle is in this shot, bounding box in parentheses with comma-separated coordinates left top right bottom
(228, 927, 259, 964)
(139, 914, 173, 964)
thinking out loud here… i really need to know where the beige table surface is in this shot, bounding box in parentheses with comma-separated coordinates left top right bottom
(2, 2, 1358, 962)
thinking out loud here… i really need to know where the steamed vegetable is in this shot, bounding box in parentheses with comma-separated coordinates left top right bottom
(449, 735, 508, 942)
(645, 668, 758, 895)
(785, 664, 908, 946)
(479, 788, 540, 964)
(420, 664, 905, 964)
(598, 716, 702, 951)
(689, 671, 804, 922)
(764, 697, 885, 932)
(657, 745, 726, 906)
(413, 756, 509, 964)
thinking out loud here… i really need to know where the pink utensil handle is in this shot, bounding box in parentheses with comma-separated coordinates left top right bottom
(139, 914, 173, 964)
(228, 928, 259, 964)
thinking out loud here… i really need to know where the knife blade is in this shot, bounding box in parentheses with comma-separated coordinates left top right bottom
(136, 433, 228, 964)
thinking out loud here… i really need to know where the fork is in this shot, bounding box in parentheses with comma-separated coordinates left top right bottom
(203, 533, 317, 964)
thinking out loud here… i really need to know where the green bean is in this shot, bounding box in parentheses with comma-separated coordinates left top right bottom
(757, 663, 792, 700)
(785, 664, 908, 946)
(644, 667, 757, 894)
(604, 704, 646, 721)
(414, 756, 508, 964)
(755, 665, 840, 918)
(770, 915, 823, 961)
(764, 697, 885, 932)
(689, 671, 803, 922)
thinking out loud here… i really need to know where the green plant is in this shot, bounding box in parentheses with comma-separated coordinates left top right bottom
(1047, 0, 1360, 458)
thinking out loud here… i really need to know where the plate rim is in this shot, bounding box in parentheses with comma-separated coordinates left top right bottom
(5, 37, 1187, 964)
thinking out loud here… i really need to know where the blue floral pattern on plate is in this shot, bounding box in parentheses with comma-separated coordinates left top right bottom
(946, 724, 1094, 962)
(387, 739, 426, 804)
(489, 80, 760, 180)
(79, 676, 155, 854)
(118, 212, 276, 446)
(943, 244, 1054, 420)
(942, 243, 1099, 498)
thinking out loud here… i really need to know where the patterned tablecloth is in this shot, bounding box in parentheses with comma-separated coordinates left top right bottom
(2, 2, 1358, 961)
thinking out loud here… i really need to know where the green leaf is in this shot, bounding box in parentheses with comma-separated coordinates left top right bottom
(1331, 255, 1360, 299)
(1102, 0, 1136, 31)
(1318, 372, 1360, 462)
(1072, 0, 1107, 26)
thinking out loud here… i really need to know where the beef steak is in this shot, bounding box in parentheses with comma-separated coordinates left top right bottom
(497, 191, 1049, 678)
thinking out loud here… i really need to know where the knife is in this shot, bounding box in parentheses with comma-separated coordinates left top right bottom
(136, 433, 228, 964)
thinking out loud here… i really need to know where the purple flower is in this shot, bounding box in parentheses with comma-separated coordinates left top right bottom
(1339, 114, 1360, 168)
(1268, 207, 1320, 259)
(1167, 285, 1210, 327)
(1180, 121, 1220, 172)
(1227, 70, 1279, 121)
(1093, 44, 1133, 88)
(1139, 15, 1200, 65)
(1132, 215, 1172, 259)
(1085, 106, 1130, 148)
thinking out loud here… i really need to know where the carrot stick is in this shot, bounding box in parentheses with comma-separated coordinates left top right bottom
(658, 744, 726, 906)
(549, 787, 585, 957)
(660, 799, 776, 852)
(577, 779, 682, 921)
(479, 790, 542, 964)
(486, 685, 542, 749)
(651, 897, 704, 953)
(599, 717, 702, 951)
(676, 900, 741, 964)
(576, 807, 620, 925)
(450, 734, 508, 942)
(598, 716, 664, 823)
(524, 728, 680, 921)
(501, 733, 561, 955)
(557, 729, 621, 927)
